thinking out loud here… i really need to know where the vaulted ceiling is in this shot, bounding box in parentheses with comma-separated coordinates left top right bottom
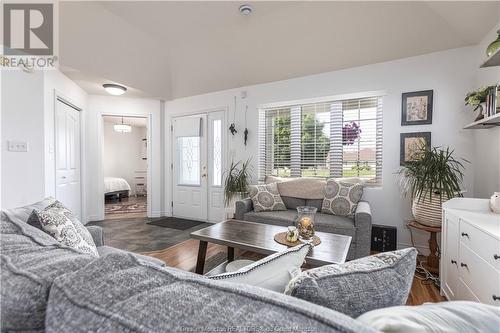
(59, 1, 500, 100)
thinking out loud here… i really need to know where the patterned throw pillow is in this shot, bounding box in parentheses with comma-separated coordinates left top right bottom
(32, 201, 98, 256)
(248, 183, 287, 212)
(284, 248, 417, 317)
(321, 179, 363, 217)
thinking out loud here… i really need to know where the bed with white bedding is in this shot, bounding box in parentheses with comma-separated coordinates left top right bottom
(104, 177, 131, 200)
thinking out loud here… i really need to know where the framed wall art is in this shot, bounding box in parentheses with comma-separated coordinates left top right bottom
(400, 132, 431, 165)
(401, 90, 433, 125)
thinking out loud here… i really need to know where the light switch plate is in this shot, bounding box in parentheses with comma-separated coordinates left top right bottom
(8, 140, 28, 152)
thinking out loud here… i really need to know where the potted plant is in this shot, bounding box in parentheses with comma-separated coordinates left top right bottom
(397, 146, 467, 227)
(224, 159, 252, 217)
(465, 86, 495, 121)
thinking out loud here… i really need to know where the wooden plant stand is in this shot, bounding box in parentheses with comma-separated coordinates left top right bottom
(407, 220, 441, 274)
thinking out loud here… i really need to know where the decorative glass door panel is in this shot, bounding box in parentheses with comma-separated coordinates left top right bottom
(177, 136, 200, 186)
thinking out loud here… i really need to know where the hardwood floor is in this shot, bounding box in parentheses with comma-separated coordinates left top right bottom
(142, 238, 445, 305)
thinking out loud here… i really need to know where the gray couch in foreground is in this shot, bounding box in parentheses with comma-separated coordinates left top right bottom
(1, 203, 372, 333)
(235, 177, 372, 259)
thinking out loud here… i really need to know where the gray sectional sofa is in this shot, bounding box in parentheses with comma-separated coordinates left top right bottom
(235, 177, 372, 259)
(1, 202, 374, 333)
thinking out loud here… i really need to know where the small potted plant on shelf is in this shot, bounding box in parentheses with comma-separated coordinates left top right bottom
(224, 159, 252, 217)
(397, 146, 468, 227)
(465, 86, 495, 121)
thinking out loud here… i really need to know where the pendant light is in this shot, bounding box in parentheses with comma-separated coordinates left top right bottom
(114, 116, 132, 133)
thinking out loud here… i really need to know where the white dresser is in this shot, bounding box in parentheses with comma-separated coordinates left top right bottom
(441, 198, 500, 305)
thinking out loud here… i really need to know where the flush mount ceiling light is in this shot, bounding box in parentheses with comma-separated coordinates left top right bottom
(103, 83, 127, 96)
(239, 4, 252, 15)
(114, 116, 132, 133)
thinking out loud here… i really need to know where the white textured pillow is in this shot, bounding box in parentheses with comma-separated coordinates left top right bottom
(357, 301, 500, 333)
(209, 244, 311, 292)
(32, 201, 98, 256)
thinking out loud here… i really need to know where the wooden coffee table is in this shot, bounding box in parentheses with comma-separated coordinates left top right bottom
(190, 219, 352, 274)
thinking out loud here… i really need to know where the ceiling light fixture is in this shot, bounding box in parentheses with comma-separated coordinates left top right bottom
(103, 83, 127, 96)
(113, 116, 132, 133)
(239, 4, 252, 15)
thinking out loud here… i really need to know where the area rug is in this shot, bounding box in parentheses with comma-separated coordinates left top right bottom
(105, 202, 147, 215)
(147, 217, 205, 230)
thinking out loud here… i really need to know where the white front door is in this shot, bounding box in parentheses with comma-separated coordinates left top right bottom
(55, 99, 81, 220)
(172, 114, 208, 220)
(172, 111, 225, 222)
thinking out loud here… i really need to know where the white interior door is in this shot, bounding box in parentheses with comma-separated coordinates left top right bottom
(172, 114, 208, 220)
(207, 111, 225, 222)
(55, 99, 81, 220)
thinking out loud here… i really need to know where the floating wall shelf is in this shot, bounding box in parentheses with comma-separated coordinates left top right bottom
(464, 112, 500, 129)
(480, 48, 500, 68)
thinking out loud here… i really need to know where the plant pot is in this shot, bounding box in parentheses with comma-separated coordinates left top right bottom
(474, 103, 487, 121)
(412, 193, 447, 227)
(225, 192, 248, 219)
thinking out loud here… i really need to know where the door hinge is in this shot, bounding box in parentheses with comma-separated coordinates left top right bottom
(171, 201, 173, 207)
(171, 124, 173, 131)
(171, 163, 173, 170)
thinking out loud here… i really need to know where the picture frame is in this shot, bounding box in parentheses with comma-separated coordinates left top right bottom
(401, 90, 433, 125)
(400, 132, 431, 165)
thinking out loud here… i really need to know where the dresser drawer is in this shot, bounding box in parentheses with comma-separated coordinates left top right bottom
(459, 243, 500, 306)
(460, 220, 500, 272)
(457, 278, 480, 303)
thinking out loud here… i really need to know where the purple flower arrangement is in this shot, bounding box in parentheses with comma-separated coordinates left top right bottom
(342, 122, 361, 145)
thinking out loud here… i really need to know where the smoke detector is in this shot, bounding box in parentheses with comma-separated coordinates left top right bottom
(239, 4, 253, 15)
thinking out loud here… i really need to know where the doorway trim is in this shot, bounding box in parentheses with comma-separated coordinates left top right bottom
(97, 113, 153, 220)
(52, 90, 84, 221)
(169, 107, 228, 222)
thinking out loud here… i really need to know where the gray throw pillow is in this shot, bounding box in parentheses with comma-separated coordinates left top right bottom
(322, 179, 363, 217)
(248, 182, 286, 212)
(32, 201, 98, 256)
(284, 248, 417, 318)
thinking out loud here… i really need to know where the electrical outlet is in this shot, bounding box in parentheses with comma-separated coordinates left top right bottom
(8, 140, 28, 152)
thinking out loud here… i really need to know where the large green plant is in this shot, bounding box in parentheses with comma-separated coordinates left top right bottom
(224, 159, 252, 206)
(397, 147, 468, 202)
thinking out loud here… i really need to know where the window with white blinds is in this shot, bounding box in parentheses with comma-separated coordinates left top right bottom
(258, 96, 383, 185)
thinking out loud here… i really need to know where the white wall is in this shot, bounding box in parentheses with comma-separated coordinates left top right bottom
(1, 69, 87, 210)
(1, 70, 45, 208)
(165, 46, 479, 251)
(85, 96, 163, 221)
(103, 122, 147, 195)
(473, 23, 500, 198)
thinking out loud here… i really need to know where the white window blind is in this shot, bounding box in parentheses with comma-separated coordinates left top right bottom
(258, 96, 383, 185)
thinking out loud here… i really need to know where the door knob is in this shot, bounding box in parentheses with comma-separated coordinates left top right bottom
(201, 173, 207, 178)
(451, 260, 457, 265)
(461, 232, 469, 238)
(494, 254, 499, 260)
(460, 262, 468, 268)
(493, 295, 500, 301)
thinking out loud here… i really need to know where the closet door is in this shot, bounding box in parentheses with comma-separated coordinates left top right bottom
(55, 99, 81, 220)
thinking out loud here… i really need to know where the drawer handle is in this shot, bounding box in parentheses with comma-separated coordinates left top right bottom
(493, 295, 500, 301)
(461, 232, 469, 238)
(460, 263, 468, 268)
(494, 254, 499, 260)
(451, 260, 457, 265)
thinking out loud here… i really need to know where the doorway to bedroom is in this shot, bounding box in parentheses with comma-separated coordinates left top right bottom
(102, 115, 148, 219)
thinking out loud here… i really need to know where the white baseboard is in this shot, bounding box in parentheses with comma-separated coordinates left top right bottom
(86, 215, 101, 223)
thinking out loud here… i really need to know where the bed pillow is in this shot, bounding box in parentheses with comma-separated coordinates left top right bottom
(285, 248, 417, 317)
(357, 301, 500, 332)
(322, 179, 364, 217)
(209, 243, 311, 292)
(248, 182, 287, 212)
(32, 201, 98, 256)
